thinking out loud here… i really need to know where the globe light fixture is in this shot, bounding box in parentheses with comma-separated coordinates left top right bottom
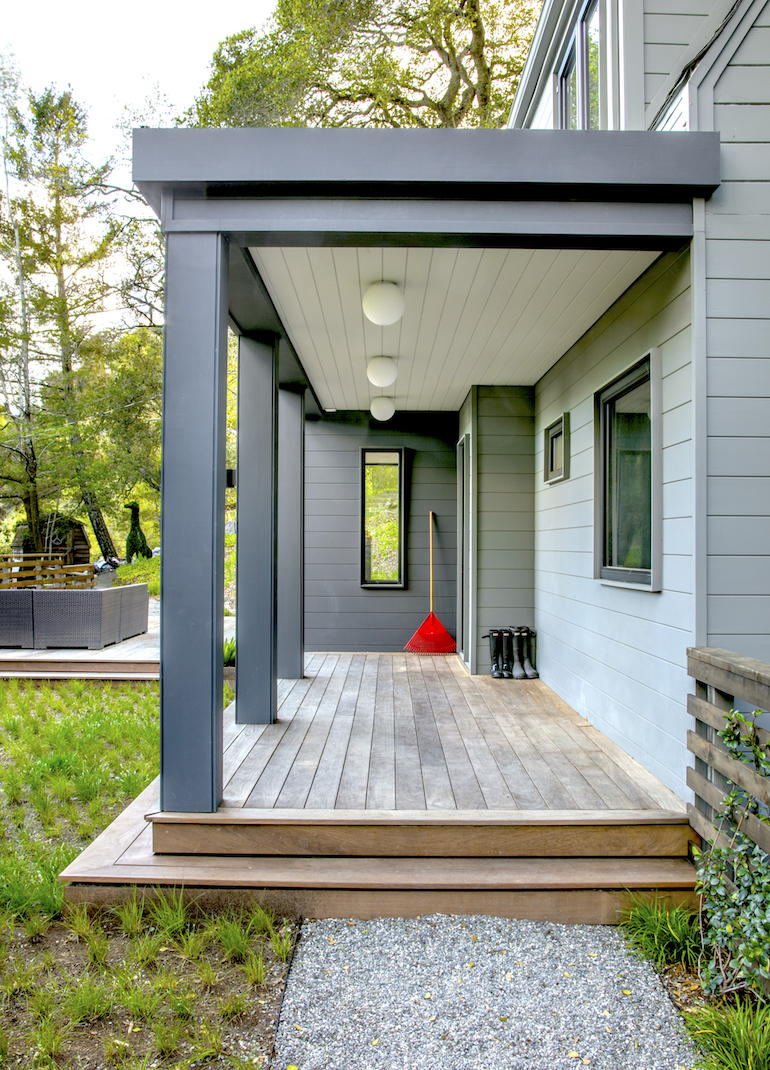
(370, 396, 396, 421)
(366, 356, 398, 388)
(362, 282, 405, 326)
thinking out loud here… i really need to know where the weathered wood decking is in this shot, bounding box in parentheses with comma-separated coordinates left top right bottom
(218, 652, 682, 813)
(62, 653, 697, 922)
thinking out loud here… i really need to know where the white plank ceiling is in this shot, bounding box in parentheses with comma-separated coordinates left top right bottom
(249, 246, 661, 412)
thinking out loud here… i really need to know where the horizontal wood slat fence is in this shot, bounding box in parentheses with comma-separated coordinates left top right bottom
(686, 647, 770, 855)
(0, 554, 95, 589)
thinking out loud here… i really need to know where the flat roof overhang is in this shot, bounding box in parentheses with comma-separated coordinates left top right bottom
(134, 127, 720, 251)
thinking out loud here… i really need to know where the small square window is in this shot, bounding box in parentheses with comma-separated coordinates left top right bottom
(361, 448, 406, 588)
(544, 413, 570, 483)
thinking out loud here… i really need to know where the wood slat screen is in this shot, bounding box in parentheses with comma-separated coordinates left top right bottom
(686, 646, 770, 855)
(0, 554, 95, 589)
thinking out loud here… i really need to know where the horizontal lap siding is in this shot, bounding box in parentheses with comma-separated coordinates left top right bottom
(474, 387, 535, 672)
(643, 2, 714, 107)
(534, 250, 694, 799)
(705, 10, 770, 662)
(304, 411, 458, 652)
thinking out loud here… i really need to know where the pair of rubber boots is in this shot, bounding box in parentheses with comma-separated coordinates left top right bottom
(487, 627, 538, 680)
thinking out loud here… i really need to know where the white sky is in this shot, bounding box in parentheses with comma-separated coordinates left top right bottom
(2, 0, 278, 170)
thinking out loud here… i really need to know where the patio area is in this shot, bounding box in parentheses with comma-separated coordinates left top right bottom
(61, 653, 696, 922)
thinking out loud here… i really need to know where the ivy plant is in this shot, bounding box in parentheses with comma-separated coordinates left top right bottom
(694, 707, 770, 999)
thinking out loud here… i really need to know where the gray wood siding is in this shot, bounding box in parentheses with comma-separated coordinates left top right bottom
(643, 1, 716, 107)
(534, 250, 694, 800)
(473, 387, 535, 673)
(304, 412, 457, 652)
(704, 4, 770, 662)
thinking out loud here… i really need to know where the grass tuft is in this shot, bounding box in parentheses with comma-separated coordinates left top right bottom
(243, 951, 265, 988)
(686, 998, 770, 1070)
(217, 913, 253, 963)
(620, 893, 701, 970)
(113, 891, 145, 937)
(148, 887, 188, 939)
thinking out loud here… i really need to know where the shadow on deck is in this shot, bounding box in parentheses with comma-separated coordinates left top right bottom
(61, 653, 697, 922)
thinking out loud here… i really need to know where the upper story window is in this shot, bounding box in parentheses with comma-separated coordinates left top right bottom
(558, 0, 600, 129)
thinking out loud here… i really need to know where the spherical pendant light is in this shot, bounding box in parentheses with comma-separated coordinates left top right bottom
(370, 396, 396, 421)
(362, 282, 405, 326)
(366, 356, 398, 388)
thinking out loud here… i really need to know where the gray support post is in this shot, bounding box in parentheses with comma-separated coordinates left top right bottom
(277, 387, 305, 679)
(160, 232, 228, 813)
(236, 335, 279, 723)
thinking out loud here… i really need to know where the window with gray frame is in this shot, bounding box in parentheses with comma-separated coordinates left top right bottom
(544, 412, 570, 483)
(360, 449, 406, 588)
(558, 0, 600, 130)
(599, 358, 653, 585)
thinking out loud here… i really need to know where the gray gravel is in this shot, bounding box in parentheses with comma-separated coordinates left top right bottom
(270, 915, 695, 1070)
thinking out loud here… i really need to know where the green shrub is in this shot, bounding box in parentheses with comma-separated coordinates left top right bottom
(223, 638, 236, 667)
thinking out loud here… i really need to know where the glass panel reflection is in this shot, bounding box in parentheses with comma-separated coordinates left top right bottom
(363, 450, 401, 584)
(606, 378, 651, 571)
(586, 0, 600, 129)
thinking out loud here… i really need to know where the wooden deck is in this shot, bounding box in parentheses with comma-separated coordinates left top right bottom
(0, 616, 234, 680)
(62, 653, 697, 922)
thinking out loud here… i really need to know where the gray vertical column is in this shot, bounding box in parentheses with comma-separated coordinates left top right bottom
(277, 386, 305, 679)
(160, 232, 228, 813)
(236, 335, 279, 723)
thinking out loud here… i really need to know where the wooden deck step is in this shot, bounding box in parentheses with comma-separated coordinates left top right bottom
(73, 854, 696, 892)
(149, 808, 696, 858)
(0, 658, 159, 680)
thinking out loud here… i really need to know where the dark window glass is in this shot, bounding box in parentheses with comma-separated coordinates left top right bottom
(361, 450, 403, 586)
(601, 364, 652, 582)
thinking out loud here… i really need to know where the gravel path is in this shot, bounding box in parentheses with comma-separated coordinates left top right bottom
(270, 915, 696, 1070)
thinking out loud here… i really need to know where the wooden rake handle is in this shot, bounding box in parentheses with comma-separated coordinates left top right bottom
(429, 510, 434, 614)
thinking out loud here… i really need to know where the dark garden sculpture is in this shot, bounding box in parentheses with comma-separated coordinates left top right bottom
(124, 502, 153, 564)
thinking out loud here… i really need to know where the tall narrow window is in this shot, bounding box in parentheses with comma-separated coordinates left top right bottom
(600, 361, 652, 584)
(559, 0, 601, 130)
(361, 449, 405, 588)
(544, 413, 570, 484)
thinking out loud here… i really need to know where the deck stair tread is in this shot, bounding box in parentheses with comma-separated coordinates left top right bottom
(64, 849, 697, 891)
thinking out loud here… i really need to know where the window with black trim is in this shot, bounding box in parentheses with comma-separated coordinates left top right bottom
(361, 449, 405, 588)
(599, 359, 652, 585)
(544, 413, 570, 483)
(558, 0, 600, 130)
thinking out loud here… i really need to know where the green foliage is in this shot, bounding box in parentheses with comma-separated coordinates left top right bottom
(0, 681, 159, 919)
(695, 707, 770, 999)
(113, 555, 160, 596)
(620, 894, 701, 970)
(270, 921, 294, 963)
(223, 638, 236, 667)
(686, 998, 770, 1070)
(124, 501, 153, 564)
(193, 0, 541, 130)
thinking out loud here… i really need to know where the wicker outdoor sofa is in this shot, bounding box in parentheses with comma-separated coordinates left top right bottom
(0, 584, 149, 650)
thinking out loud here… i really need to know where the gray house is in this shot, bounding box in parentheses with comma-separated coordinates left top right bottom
(62, 0, 767, 918)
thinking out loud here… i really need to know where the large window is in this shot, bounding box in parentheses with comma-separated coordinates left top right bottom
(598, 357, 659, 587)
(361, 449, 406, 588)
(559, 0, 600, 130)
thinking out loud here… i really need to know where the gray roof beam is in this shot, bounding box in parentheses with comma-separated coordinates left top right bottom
(133, 129, 720, 208)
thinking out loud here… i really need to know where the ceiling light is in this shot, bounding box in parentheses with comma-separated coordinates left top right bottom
(370, 396, 395, 421)
(366, 357, 398, 388)
(362, 282, 405, 326)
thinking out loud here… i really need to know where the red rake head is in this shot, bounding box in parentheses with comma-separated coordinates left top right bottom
(404, 612, 456, 655)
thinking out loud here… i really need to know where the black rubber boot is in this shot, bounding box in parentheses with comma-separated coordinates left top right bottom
(511, 627, 526, 680)
(500, 629, 513, 678)
(521, 627, 539, 679)
(487, 630, 503, 679)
